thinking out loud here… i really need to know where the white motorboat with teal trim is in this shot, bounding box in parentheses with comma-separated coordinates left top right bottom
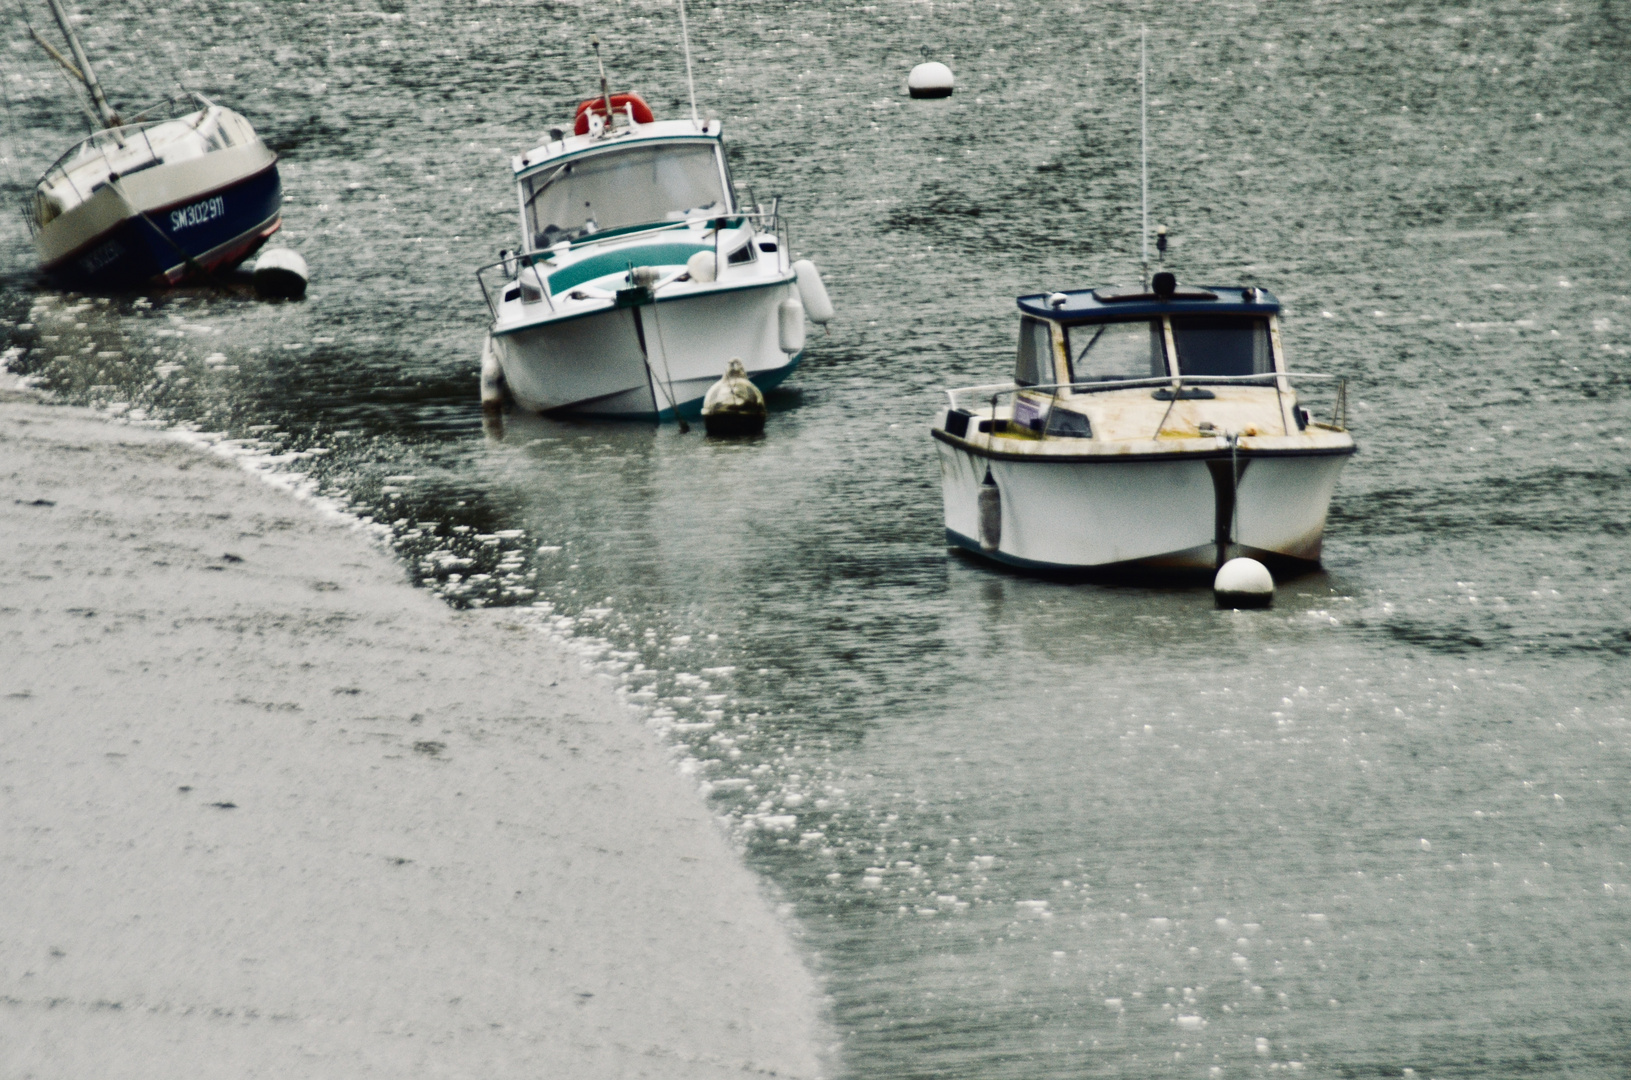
(931, 273, 1355, 576)
(476, 54, 832, 420)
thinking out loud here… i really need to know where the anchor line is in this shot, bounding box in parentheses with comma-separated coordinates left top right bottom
(1203, 435, 1250, 572)
(645, 295, 689, 432)
(625, 305, 662, 417)
(1230, 431, 1240, 558)
(984, 392, 1000, 485)
(1152, 377, 1181, 438)
(108, 174, 232, 291)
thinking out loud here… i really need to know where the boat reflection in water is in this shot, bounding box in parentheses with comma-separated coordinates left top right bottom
(932, 272, 1356, 576)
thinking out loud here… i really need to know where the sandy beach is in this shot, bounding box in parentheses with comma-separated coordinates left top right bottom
(0, 385, 828, 1078)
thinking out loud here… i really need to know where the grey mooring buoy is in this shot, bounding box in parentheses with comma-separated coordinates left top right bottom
(701, 358, 766, 437)
(1214, 557, 1274, 609)
(251, 247, 308, 300)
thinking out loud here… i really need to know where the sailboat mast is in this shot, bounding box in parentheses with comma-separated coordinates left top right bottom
(44, 0, 119, 129)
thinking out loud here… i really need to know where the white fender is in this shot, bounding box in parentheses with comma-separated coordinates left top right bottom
(792, 260, 833, 324)
(778, 295, 806, 355)
(479, 334, 505, 411)
(977, 474, 1001, 553)
(687, 250, 717, 283)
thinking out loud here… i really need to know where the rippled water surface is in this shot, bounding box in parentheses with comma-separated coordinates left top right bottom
(5, 2, 1631, 1076)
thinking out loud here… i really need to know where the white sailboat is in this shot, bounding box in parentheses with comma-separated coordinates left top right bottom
(476, 15, 832, 421)
(24, 0, 281, 291)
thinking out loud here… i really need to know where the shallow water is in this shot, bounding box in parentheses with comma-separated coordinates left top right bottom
(5, 1, 1631, 1076)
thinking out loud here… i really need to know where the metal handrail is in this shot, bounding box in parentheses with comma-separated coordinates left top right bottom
(123, 91, 214, 126)
(943, 373, 1351, 433)
(522, 206, 780, 259)
(476, 204, 785, 319)
(37, 93, 214, 182)
(945, 372, 1337, 401)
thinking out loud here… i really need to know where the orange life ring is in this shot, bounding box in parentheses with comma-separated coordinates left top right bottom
(573, 93, 655, 135)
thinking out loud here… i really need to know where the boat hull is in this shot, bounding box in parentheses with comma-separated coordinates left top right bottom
(935, 437, 1353, 575)
(491, 278, 801, 420)
(38, 161, 281, 291)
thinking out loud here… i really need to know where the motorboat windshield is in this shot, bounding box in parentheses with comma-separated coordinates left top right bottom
(1056, 314, 1274, 384)
(1169, 315, 1272, 378)
(1065, 318, 1166, 383)
(523, 141, 727, 249)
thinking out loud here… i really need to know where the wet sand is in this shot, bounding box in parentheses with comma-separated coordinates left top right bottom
(0, 387, 827, 1079)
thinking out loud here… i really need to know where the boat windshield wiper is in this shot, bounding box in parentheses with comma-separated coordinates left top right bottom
(1074, 325, 1106, 365)
(525, 162, 572, 210)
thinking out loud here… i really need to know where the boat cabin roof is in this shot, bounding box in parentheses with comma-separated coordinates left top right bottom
(1017, 285, 1280, 323)
(513, 119, 722, 181)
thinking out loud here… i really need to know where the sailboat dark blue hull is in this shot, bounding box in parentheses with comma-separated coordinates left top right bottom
(41, 162, 282, 292)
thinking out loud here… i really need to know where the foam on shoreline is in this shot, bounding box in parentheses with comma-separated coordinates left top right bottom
(0, 388, 830, 1078)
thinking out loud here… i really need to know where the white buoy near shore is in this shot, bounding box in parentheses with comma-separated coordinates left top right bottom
(1214, 557, 1274, 608)
(908, 61, 955, 99)
(701, 358, 766, 437)
(251, 247, 308, 300)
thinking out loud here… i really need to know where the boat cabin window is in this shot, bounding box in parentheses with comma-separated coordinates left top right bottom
(1014, 317, 1053, 386)
(1065, 319, 1166, 383)
(1169, 316, 1273, 378)
(523, 143, 726, 248)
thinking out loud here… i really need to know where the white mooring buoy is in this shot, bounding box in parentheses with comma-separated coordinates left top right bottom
(701, 358, 766, 437)
(251, 247, 308, 300)
(1214, 557, 1274, 609)
(908, 61, 954, 99)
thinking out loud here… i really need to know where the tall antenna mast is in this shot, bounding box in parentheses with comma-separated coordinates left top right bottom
(592, 36, 614, 130)
(44, 0, 119, 129)
(1139, 26, 1149, 285)
(677, 0, 700, 128)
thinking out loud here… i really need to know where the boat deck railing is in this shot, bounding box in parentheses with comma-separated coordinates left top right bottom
(944, 373, 1350, 435)
(31, 93, 221, 229)
(37, 93, 216, 182)
(476, 200, 786, 319)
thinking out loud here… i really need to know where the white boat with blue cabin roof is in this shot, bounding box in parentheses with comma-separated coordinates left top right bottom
(477, 41, 832, 421)
(931, 272, 1355, 575)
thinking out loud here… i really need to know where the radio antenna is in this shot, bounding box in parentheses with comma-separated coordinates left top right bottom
(1139, 26, 1149, 286)
(592, 36, 614, 131)
(678, 0, 700, 128)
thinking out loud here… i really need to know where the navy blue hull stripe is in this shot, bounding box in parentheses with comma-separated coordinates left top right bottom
(43, 164, 282, 291)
